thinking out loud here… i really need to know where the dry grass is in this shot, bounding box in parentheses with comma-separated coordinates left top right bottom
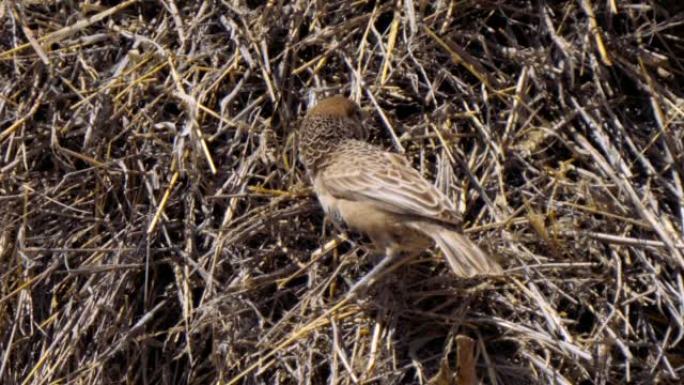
(1, 1, 684, 384)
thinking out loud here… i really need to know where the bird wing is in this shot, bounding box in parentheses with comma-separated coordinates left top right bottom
(319, 143, 462, 226)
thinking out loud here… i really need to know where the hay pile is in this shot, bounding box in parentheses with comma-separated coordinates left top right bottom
(1, 1, 683, 384)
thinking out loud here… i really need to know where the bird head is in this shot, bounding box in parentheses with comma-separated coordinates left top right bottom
(305, 96, 368, 140)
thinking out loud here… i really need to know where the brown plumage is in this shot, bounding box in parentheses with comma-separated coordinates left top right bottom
(298, 96, 501, 288)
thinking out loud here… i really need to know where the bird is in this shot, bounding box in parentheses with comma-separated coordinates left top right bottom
(298, 95, 501, 294)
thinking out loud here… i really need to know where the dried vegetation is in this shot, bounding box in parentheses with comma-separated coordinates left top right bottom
(1, 0, 684, 384)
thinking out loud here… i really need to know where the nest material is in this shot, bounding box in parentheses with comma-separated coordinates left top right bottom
(1, 1, 684, 384)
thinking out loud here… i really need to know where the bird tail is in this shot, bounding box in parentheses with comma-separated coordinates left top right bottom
(415, 223, 502, 277)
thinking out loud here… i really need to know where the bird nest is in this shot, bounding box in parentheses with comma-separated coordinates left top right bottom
(1, 1, 683, 384)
